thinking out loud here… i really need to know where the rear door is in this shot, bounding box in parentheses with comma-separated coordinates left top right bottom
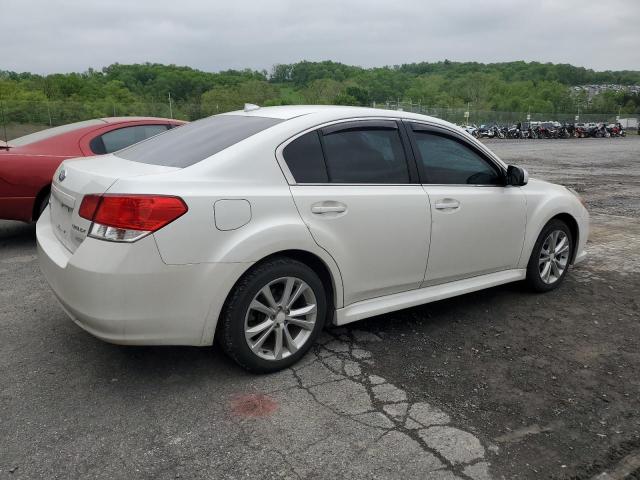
(282, 119, 431, 306)
(406, 122, 526, 286)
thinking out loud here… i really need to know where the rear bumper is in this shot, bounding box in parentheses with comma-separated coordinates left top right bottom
(36, 207, 250, 346)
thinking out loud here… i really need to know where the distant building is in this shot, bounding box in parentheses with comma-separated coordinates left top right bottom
(573, 84, 640, 100)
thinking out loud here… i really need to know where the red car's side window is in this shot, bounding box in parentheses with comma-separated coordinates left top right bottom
(89, 124, 171, 155)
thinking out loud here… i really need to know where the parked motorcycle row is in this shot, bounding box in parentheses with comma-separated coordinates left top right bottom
(462, 121, 628, 139)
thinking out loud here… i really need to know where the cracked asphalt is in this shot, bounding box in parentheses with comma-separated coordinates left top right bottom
(1, 136, 639, 479)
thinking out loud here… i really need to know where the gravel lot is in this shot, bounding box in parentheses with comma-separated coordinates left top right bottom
(1, 136, 639, 479)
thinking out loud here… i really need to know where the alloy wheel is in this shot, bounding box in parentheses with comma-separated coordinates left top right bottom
(244, 277, 317, 361)
(538, 230, 570, 284)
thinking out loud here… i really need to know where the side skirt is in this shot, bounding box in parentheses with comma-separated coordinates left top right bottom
(335, 269, 526, 326)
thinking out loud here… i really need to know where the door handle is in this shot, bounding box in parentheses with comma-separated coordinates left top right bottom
(434, 199, 460, 210)
(311, 202, 347, 214)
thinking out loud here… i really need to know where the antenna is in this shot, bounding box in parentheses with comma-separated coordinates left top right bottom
(244, 103, 260, 112)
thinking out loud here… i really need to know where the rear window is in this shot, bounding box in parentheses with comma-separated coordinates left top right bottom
(115, 115, 283, 167)
(9, 119, 106, 146)
(90, 124, 170, 154)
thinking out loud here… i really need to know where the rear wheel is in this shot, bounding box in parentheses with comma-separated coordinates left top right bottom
(526, 219, 573, 292)
(218, 257, 327, 373)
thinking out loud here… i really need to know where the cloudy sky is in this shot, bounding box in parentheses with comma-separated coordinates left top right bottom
(2, 0, 638, 74)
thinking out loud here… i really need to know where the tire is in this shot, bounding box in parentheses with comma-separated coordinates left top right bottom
(217, 257, 327, 373)
(526, 219, 573, 292)
(35, 191, 50, 220)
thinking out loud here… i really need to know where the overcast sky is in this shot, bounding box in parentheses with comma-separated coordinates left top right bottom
(2, 0, 639, 74)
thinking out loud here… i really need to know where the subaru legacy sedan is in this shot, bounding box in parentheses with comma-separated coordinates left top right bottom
(37, 106, 588, 372)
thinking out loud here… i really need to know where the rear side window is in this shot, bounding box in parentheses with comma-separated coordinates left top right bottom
(116, 115, 283, 167)
(412, 132, 501, 185)
(282, 132, 328, 183)
(321, 127, 410, 184)
(90, 124, 169, 154)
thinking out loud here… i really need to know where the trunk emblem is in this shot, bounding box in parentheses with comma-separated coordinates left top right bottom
(58, 168, 66, 182)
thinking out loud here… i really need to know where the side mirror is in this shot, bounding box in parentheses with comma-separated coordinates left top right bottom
(506, 165, 528, 186)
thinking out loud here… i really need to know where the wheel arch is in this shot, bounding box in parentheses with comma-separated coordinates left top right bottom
(203, 248, 343, 346)
(550, 212, 579, 264)
(519, 209, 580, 268)
(32, 183, 51, 221)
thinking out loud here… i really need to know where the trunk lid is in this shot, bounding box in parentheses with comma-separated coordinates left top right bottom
(49, 155, 178, 252)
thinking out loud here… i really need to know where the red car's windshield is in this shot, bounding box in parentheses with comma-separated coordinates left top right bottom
(9, 119, 105, 146)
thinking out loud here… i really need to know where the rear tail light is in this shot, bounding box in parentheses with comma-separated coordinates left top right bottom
(78, 194, 188, 242)
(78, 194, 101, 220)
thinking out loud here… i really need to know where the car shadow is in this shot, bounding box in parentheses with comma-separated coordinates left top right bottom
(0, 220, 36, 248)
(334, 279, 537, 335)
(51, 280, 533, 386)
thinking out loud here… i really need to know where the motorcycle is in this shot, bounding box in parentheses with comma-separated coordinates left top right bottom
(592, 123, 610, 138)
(507, 125, 523, 139)
(557, 124, 572, 139)
(476, 125, 494, 139)
(575, 124, 588, 138)
(608, 123, 625, 137)
(531, 124, 546, 139)
(462, 125, 479, 138)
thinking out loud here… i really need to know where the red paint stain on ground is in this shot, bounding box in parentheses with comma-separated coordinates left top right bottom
(230, 393, 279, 418)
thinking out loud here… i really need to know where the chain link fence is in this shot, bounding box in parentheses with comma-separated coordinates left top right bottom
(0, 99, 637, 139)
(374, 100, 632, 126)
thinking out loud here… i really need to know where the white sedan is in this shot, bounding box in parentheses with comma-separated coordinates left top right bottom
(37, 105, 588, 372)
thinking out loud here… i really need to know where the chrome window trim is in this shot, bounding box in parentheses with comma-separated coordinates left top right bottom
(275, 116, 510, 187)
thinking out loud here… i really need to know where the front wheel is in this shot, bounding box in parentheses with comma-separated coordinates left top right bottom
(526, 219, 573, 292)
(218, 257, 327, 373)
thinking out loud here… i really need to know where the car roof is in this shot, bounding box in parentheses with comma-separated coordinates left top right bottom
(100, 116, 184, 123)
(222, 105, 452, 127)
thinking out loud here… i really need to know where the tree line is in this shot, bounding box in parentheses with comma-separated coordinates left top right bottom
(1, 60, 639, 124)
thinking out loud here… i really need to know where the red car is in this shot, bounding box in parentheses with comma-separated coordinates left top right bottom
(0, 117, 185, 222)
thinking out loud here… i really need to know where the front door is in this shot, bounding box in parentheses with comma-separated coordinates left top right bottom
(406, 124, 526, 286)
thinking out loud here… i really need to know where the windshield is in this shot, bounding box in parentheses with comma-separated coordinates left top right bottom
(9, 119, 106, 146)
(115, 114, 283, 167)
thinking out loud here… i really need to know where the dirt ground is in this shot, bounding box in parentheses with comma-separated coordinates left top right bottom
(1, 136, 639, 480)
(362, 136, 640, 478)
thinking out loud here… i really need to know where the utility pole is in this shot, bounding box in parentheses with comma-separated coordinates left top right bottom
(0, 89, 8, 145)
(168, 92, 173, 119)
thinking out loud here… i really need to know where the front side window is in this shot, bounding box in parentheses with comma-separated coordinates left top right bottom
(321, 126, 409, 184)
(412, 131, 501, 185)
(90, 124, 170, 154)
